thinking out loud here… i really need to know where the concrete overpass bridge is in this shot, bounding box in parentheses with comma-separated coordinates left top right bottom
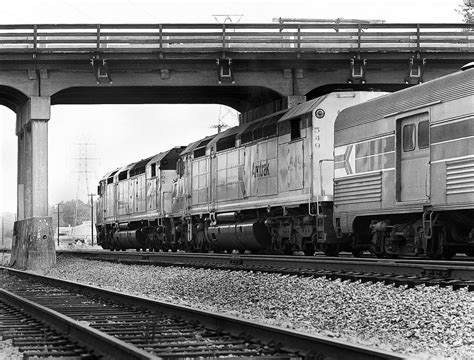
(1, 22, 473, 269)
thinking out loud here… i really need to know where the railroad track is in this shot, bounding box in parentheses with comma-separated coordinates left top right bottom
(58, 250, 474, 290)
(0, 288, 157, 359)
(1, 266, 406, 360)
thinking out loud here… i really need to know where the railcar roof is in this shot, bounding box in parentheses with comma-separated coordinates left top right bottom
(335, 67, 474, 133)
(148, 150, 171, 166)
(99, 168, 120, 181)
(207, 125, 241, 148)
(129, 155, 155, 172)
(115, 162, 135, 177)
(278, 95, 329, 122)
(180, 134, 216, 156)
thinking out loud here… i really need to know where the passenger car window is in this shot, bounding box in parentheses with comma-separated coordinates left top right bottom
(403, 124, 415, 152)
(418, 120, 429, 149)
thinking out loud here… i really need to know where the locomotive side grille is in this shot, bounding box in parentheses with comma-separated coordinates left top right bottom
(334, 172, 382, 205)
(446, 158, 474, 195)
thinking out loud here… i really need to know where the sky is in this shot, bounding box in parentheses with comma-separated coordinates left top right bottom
(0, 0, 467, 213)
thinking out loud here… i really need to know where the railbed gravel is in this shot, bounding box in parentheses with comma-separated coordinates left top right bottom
(43, 256, 473, 359)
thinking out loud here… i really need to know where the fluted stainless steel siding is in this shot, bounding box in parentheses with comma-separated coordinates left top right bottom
(446, 158, 474, 195)
(335, 68, 474, 138)
(334, 172, 382, 205)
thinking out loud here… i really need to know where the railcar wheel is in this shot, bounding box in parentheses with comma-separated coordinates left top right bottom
(351, 249, 363, 257)
(323, 244, 339, 257)
(427, 227, 444, 260)
(304, 244, 315, 256)
(443, 248, 456, 260)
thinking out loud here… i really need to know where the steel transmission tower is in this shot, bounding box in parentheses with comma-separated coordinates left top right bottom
(73, 142, 97, 226)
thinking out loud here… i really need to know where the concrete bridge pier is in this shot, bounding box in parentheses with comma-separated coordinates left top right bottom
(10, 96, 55, 271)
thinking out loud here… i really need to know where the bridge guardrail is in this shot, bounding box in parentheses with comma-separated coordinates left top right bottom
(0, 23, 473, 53)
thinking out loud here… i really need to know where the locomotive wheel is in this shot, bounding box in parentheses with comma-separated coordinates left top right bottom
(465, 250, 474, 257)
(443, 248, 456, 260)
(304, 244, 315, 256)
(427, 227, 444, 260)
(323, 244, 339, 257)
(351, 249, 363, 257)
(284, 245, 293, 255)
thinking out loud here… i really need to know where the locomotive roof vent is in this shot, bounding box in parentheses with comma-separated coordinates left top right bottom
(461, 62, 474, 71)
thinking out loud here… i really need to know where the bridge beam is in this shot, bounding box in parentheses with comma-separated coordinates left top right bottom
(11, 96, 55, 271)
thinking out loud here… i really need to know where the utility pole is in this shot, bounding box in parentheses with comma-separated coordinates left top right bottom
(88, 193, 95, 246)
(211, 106, 238, 133)
(56, 204, 63, 246)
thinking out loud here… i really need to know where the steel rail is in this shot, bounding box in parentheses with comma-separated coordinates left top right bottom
(1, 266, 407, 360)
(0, 23, 472, 54)
(57, 250, 474, 283)
(0, 288, 160, 360)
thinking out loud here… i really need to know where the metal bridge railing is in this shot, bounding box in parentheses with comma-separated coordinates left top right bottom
(0, 23, 472, 53)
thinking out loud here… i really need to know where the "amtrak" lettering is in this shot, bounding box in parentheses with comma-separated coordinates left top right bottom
(252, 162, 270, 178)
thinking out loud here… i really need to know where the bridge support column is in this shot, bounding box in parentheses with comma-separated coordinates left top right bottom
(11, 96, 55, 271)
(287, 95, 306, 108)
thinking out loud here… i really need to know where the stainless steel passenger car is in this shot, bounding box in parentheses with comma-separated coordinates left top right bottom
(333, 65, 474, 258)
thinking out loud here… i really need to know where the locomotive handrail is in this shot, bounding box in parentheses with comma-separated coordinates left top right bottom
(0, 23, 473, 54)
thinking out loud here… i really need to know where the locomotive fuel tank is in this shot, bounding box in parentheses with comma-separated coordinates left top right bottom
(113, 229, 146, 249)
(206, 221, 271, 252)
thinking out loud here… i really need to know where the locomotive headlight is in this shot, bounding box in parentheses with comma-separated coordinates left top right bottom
(314, 108, 325, 119)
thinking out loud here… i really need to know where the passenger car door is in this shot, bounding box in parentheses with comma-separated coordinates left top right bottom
(398, 113, 430, 202)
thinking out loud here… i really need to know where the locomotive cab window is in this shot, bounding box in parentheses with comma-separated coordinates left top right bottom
(177, 158, 185, 177)
(402, 124, 416, 152)
(216, 135, 236, 152)
(151, 163, 156, 177)
(118, 171, 128, 181)
(290, 118, 301, 140)
(418, 120, 429, 149)
(193, 147, 206, 159)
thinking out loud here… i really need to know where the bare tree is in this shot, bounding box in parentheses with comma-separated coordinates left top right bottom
(457, 0, 473, 24)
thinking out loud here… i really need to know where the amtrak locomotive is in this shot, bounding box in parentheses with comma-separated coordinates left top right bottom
(96, 91, 385, 255)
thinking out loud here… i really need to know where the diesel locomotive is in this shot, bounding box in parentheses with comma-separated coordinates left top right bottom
(96, 91, 386, 255)
(96, 65, 474, 258)
(333, 64, 474, 258)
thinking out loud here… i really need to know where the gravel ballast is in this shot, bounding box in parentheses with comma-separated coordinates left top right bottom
(44, 256, 473, 359)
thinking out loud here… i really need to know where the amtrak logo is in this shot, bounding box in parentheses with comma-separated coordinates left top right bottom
(335, 144, 355, 177)
(343, 145, 353, 175)
(252, 162, 270, 178)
